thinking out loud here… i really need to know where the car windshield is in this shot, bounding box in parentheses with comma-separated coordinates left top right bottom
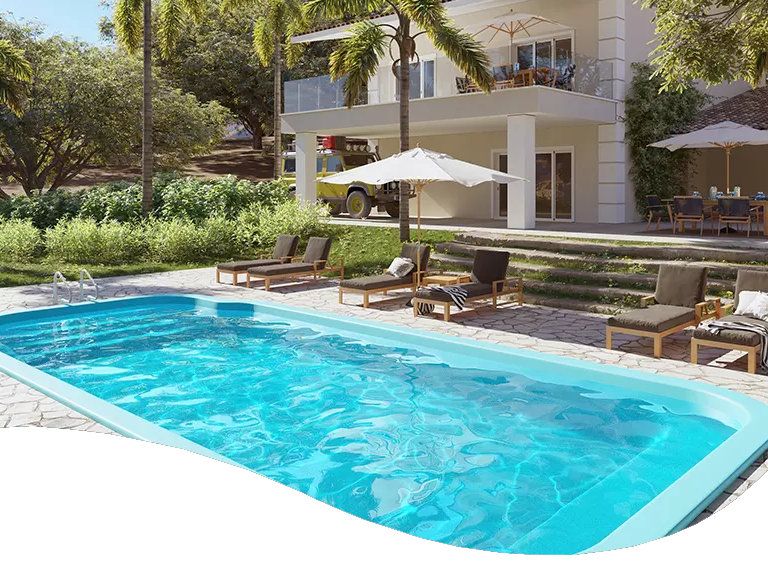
(344, 154, 375, 168)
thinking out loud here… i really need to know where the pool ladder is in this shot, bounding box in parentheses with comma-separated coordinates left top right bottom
(52, 270, 100, 305)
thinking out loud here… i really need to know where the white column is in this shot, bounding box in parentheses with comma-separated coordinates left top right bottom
(598, 0, 628, 223)
(295, 132, 317, 204)
(506, 114, 536, 230)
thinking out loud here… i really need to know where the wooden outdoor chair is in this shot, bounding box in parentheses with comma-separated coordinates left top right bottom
(645, 195, 668, 231)
(247, 237, 344, 291)
(606, 264, 721, 358)
(216, 234, 299, 286)
(669, 196, 709, 235)
(714, 197, 757, 236)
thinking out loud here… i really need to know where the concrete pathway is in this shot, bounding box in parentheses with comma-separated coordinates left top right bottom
(1, 267, 766, 525)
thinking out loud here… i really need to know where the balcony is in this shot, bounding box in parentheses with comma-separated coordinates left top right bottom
(283, 50, 613, 115)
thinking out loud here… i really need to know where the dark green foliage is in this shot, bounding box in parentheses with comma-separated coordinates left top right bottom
(625, 63, 708, 215)
(0, 189, 83, 229)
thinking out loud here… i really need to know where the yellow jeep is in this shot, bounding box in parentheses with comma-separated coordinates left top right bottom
(281, 148, 400, 219)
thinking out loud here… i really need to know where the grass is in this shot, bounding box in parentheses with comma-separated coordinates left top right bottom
(0, 226, 457, 288)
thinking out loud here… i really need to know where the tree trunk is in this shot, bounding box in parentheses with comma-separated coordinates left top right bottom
(251, 125, 263, 151)
(141, 0, 154, 218)
(397, 22, 412, 243)
(273, 38, 282, 180)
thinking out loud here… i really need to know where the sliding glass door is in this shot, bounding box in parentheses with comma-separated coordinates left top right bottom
(536, 149, 573, 221)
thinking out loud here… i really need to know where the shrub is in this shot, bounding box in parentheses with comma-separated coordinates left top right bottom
(145, 217, 239, 263)
(158, 176, 291, 221)
(235, 199, 330, 253)
(0, 219, 43, 262)
(0, 190, 83, 229)
(79, 182, 143, 223)
(45, 218, 146, 264)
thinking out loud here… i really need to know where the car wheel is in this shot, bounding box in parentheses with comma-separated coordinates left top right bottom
(384, 202, 399, 218)
(347, 190, 372, 219)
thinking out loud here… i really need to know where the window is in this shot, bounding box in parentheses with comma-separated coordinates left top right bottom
(516, 37, 573, 74)
(326, 156, 343, 173)
(284, 158, 296, 174)
(517, 44, 534, 70)
(396, 58, 436, 100)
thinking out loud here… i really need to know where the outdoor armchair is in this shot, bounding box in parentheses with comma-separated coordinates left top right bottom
(606, 264, 720, 358)
(338, 243, 431, 308)
(645, 195, 667, 231)
(216, 234, 299, 286)
(669, 196, 710, 236)
(246, 237, 343, 291)
(691, 269, 768, 374)
(714, 197, 757, 237)
(411, 249, 523, 322)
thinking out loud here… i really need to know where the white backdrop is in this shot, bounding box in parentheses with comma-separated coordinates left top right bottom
(0, 428, 761, 575)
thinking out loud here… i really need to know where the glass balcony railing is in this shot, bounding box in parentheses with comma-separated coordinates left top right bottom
(283, 52, 615, 114)
(284, 75, 377, 113)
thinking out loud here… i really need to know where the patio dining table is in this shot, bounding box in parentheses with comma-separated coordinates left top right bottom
(663, 197, 768, 235)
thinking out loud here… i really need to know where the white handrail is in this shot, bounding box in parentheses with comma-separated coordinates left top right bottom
(52, 271, 72, 305)
(79, 269, 100, 302)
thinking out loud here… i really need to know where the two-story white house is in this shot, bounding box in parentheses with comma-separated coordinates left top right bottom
(280, 0, 752, 229)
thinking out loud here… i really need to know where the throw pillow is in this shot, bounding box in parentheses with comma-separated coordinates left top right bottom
(735, 290, 762, 316)
(741, 292, 768, 321)
(387, 257, 415, 278)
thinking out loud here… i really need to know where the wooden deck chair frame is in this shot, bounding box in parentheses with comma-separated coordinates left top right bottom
(411, 277, 524, 322)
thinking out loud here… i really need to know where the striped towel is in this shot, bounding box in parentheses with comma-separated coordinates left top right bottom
(703, 319, 768, 370)
(417, 286, 469, 315)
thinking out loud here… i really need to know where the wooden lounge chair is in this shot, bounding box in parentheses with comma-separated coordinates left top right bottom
(691, 270, 768, 374)
(411, 249, 523, 322)
(606, 264, 720, 358)
(216, 234, 299, 286)
(338, 243, 431, 308)
(246, 237, 343, 291)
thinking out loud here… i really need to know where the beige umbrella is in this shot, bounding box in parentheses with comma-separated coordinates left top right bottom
(321, 147, 525, 237)
(650, 121, 768, 192)
(472, 12, 569, 63)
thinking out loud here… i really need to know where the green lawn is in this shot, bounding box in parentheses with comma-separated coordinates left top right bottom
(0, 226, 456, 288)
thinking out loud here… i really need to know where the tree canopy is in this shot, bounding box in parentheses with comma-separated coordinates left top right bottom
(0, 17, 229, 196)
(643, 0, 768, 90)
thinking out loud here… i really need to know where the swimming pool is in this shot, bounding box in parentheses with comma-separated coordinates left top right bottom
(0, 295, 766, 554)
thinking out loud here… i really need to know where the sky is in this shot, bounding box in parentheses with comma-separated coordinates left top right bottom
(2, 0, 111, 44)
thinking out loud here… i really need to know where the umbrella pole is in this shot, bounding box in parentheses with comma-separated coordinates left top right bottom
(726, 146, 731, 193)
(417, 184, 422, 242)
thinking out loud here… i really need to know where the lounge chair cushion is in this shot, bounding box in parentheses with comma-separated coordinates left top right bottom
(272, 234, 300, 260)
(653, 264, 707, 308)
(735, 270, 768, 308)
(607, 305, 696, 333)
(415, 282, 492, 303)
(248, 263, 315, 276)
(470, 250, 510, 284)
(693, 314, 766, 347)
(303, 237, 333, 269)
(340, 274, 414, 291)
(218, 259, 282, 272)
(400, 243, 431, 273)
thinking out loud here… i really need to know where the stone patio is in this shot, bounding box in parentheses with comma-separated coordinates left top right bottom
(1, 267, 766, 525)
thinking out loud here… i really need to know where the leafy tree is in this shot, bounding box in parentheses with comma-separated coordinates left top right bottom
(0, 38, 31, 115)
(625, 63, 708, 214)
(305, 0, 494, 241)
(221, 0, 308, 179)
(642, 0, 768, 90)
(0, 28, 228, 197)
(113, 0, 206, 216)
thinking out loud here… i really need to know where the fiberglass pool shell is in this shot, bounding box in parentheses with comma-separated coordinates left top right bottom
(0, 295, 766, 555)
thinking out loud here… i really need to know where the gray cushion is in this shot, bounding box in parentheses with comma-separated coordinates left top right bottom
(400, 243, 431, 273)
(608, 305, 696, 333)
(654, 264, 707, 308)
(470, 250, 510, 284)
(218, 259, 281, 272)
(303, 237, 332, 269)
(735, 270, 768, 309)
(341, 274, 414, 291)
(693, 314, 765, 347)
(272, 234, 300, 259)
(415, 282, 492, 303)
(248, 263, 315, 276)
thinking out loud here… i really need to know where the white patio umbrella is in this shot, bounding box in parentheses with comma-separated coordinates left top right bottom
(320, 147, 525, 235)
(650, 121, 768, 192)
(472, 12, 569, 64)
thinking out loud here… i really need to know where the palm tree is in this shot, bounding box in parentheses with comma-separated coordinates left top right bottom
(305, 0, 494, 241)
(113, 0, 205, 217)
(222, 0, 307, 179)
(0, 39, 32, 115)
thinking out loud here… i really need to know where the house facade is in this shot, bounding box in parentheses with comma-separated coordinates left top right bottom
(280, 0, 751, 229)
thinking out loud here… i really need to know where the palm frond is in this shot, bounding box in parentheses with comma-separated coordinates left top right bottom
(180, 0, 207, 20)
(114, 0, 145, 53)
(0, 77, 26, 115)
(219, 0, 255, 13)
(158, 0, 186, 57)
(0, 40, 32, 83)
(252, 18, 274, 67)
(330, 20, 388, 107)
(304, 0, 388, 21)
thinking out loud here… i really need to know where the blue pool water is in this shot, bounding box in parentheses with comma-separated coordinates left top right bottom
(0, 297, 760, 554)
